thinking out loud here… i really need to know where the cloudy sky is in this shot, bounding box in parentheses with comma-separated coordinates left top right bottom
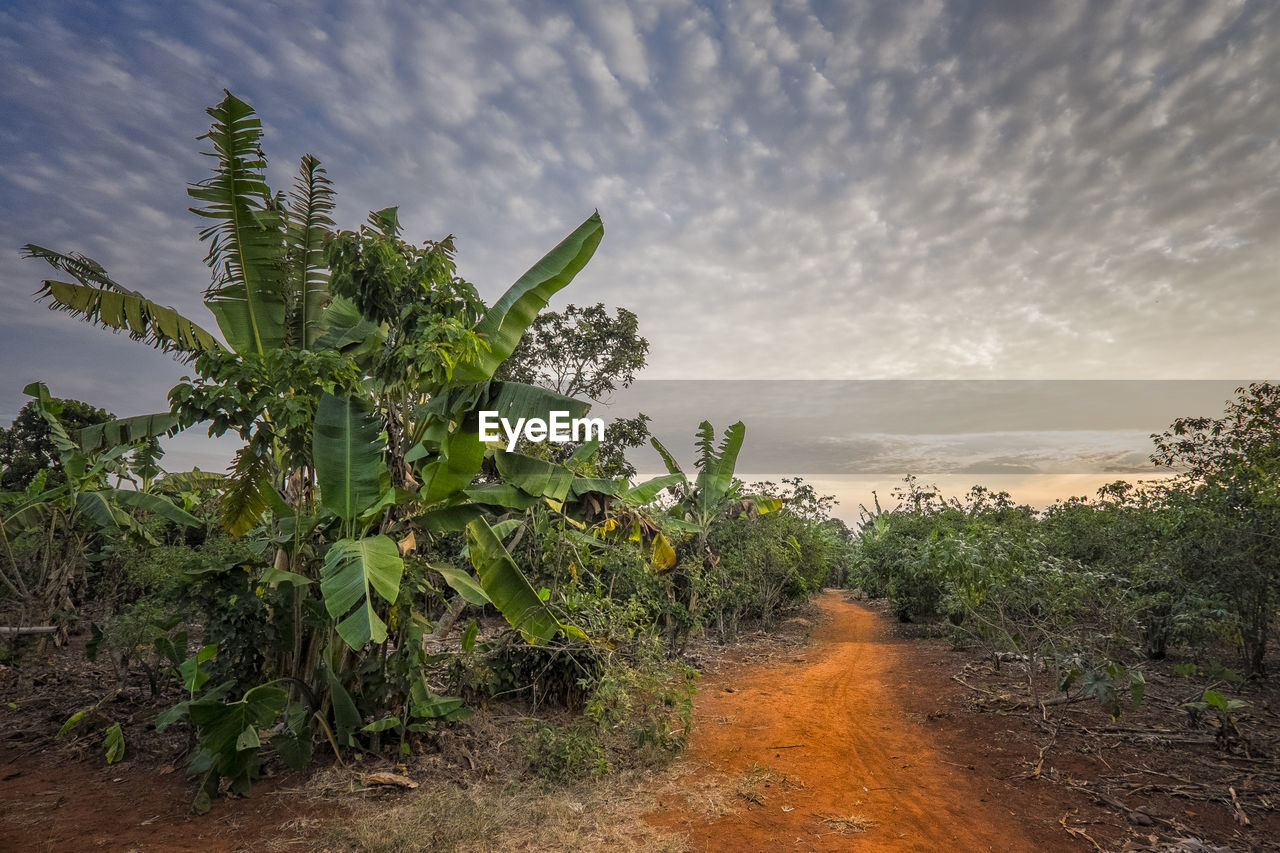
(1, 1, 1276, 514)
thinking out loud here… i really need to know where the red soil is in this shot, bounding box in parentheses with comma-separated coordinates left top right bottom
(647, 591, 1073, 851)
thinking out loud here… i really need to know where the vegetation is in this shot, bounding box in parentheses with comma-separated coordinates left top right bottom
(849, 383, 1280, 719)
(3, 92, 838, 812)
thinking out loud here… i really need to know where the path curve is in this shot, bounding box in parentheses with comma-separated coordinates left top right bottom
(651, 591, 1056, 852)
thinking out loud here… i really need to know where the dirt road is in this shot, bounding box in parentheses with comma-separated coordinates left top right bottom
(649, 591, 1069, 852)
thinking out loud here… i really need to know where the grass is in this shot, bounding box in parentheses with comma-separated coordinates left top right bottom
(314, 769, 687, 853)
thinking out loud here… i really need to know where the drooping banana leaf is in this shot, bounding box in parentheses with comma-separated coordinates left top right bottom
(34, 279, 227, 360)
(74, 491, 126, 530)
(417, 504, 486, 534)
(188, 92, 287, 356)
(221, 435, 273, 536)
(313, 392, 388, 522)
(430, 564, 491, 607)
(321, 535, 404, 649)
(464, 517, 559, 644)
(453, 212, 604, 382)
(568, 477, 623, 499)
(77, 412, 179, 454)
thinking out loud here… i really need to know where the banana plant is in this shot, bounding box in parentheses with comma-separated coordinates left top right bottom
(0, 384, 198, 633)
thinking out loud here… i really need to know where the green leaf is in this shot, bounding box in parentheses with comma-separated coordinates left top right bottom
(417, 504, 485, 534)
(286, 154, 335, 350)
(695, 421, 746, 514)
(77, 412, 179, 454)
(465, 517, 559, 644)
(463, 483, 540, 510)
(105, 489, 201, 527)
(188, 92, 287, 356)
(622, 473, 685, 505)
(324, 666, 361, 748)
(187, 684, 286, 792)
(314, 393, 388, 522)
(361, 716, 402, 733)
(494, 451, 572, 502)
(410, 694, 471, 722)
(431, 564, 491, 607)
(461, 619, 478, 652)
(179, 644, 218, 695)
(650, 436, 685, 478)
(103, 722, 125, 765)
(418, 426, 485, 505)
(321, 536, 404, 649)
(24, 243, 228, 360)
(57, 706, 92, 739)
(1129, 671, 1146, 707)
(260, 567, 313, 586)
(315, 295, 383, 352)
(483, 381, 592, 427)
(454, 212, 604, 382)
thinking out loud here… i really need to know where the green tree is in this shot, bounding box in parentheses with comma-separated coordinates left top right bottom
(1151, 382, 1280, 676)
(498, 303, 650, 476)
(1, 396, 114, 490)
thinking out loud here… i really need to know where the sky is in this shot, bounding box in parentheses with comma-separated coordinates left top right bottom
(1, 1, 1277, 516)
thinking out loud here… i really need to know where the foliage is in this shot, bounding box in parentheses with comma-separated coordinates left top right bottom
(0, 395, 113, 490)
(498, 303, 650, 477)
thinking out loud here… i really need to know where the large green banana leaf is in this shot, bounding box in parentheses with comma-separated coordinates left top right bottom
(650, 436, 686, 478)
(431, 564, 491, 606)
(189, 92, 287, 355)
(35, 279, 226, 360)
(321, 535, 404, 649)
(695, 421, 746, 515)
(313, 392, 388, 522)
(24, 244, 228, 360)
(484, 381, 591, 425)
(463, 483, 540, 510)
(314, 295, 383, 352)
(464, 517, 559, 644)
(286, 153, 335, 350)
(494, 451, 573, 502)
(418, 426, 486, 505)
(453, 212, 604, 382)
(623, 473, 686, 505)
(77, 412, 179, 454)
(105, 489, 201, 527)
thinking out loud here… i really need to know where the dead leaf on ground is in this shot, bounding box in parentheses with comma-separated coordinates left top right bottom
(360, 772, 418, 789)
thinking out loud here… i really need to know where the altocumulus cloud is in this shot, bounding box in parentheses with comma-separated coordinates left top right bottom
(2, 0, 1278, 429)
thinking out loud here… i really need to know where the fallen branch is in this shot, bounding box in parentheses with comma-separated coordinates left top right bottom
(1059, 811, 1104, 852)
(0, 626, 56, 635)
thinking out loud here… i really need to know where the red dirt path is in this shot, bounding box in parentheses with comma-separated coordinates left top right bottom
(648, 591, 1073, 851)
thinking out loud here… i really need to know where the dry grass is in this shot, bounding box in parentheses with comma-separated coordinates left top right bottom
(312, 768, 687, 853)
(821, 813, 876, 834)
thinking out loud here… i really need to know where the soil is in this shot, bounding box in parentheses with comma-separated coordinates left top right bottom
(646, 591, 1279, 852)
(3, 590, 1277, 851)
(646, 591, 1061, 851)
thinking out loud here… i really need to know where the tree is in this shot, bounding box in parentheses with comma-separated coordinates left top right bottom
(1, 395, 113, 490)
(497, 303, 650, 476)
(1151, 382, 1280, 676)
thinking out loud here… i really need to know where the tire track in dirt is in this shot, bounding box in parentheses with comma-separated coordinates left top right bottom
(648, 591, 1064, 852)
